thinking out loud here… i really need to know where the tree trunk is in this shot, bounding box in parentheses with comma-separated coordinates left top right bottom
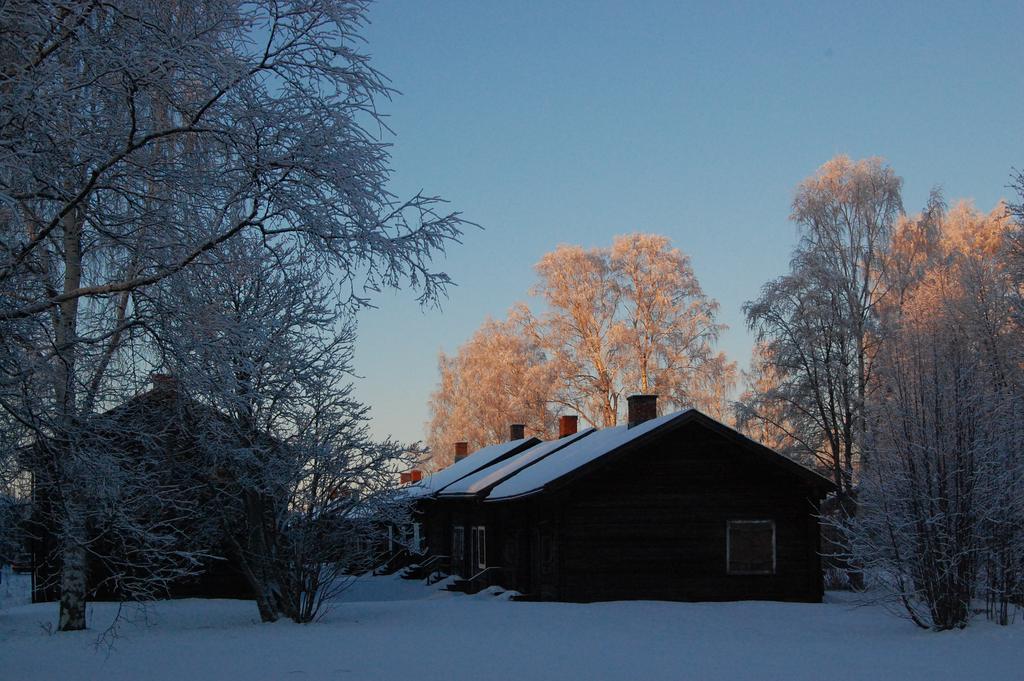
(56, 207, 87, 631)
(58, 511, 87, 631)
(222, 488, 290, 623)
(253, 585, 282, 623)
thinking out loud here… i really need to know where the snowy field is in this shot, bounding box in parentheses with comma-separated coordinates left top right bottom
(0, 567, 31, 611)
(2, 572, 1022, 681)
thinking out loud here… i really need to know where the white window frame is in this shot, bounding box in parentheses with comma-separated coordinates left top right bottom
(726, 520, 776, 575)
(472, 525, 487, 570)
(452, 526, 465, 562)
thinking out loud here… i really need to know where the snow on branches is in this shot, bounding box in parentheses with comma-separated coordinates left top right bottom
(0, 0, 462, 631)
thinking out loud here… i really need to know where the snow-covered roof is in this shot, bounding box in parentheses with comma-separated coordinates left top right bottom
(486, 410, 690, 501)
(437, 428, 596, 498)
(404, 437, 538, 498)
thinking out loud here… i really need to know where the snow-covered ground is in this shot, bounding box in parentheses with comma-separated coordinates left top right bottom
(1, 572, 1021, 681)
(0, 566, 31, 610)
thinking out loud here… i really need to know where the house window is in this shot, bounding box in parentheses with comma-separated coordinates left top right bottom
(452, 526, 465, 562)
(727, 520, 775, 575)
(412, 522, 423, 555)
(472, 526, 487, 571)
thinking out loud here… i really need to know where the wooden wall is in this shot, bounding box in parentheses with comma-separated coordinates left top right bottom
(551, 422, 824, 602)
(425, 420, 827, 602)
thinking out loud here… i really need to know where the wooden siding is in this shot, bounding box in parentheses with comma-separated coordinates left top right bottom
(422, 418, 828, 603)
(552, 422, 823, 602)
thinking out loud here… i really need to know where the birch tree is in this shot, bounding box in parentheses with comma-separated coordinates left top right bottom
(839, 202, 1024, 629)
(1006, 168, 1024, 324)
(742, 156, 902, 494)
(426, 234, 735, 467)
(529, 244, 624, 427)
(529, 234, 735, 427)
(792, 157, 903, 458)
(156, 236, 420, 623)
(610, 234, 735, 420)
(426, 312, 557, 467)
(734, 342, 816, 464)
(1, 0, 464, 630)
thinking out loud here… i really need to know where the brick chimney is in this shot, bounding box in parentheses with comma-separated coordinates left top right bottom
(151, 373, 178, 392)
(509, 424, 525, 441)
(400, 469, 424, 485)
(627, 394, 658, 428)
(558, 415, 578, 438)
(454, 441, 469, 463)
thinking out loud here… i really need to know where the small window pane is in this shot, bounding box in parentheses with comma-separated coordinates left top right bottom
(477, 527, 487, 569)
(728, 521, 775, 574)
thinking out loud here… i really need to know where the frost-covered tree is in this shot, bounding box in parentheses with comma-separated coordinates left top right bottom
(426, 312, 557, 468)
(527, 234, 735, 428)
(155, 237, 419, 623)
(528, 243, 624, 428)
(839, 202, 1024, 629)
(743, 257, 862, 493)
(425, 234, 735, 468)
(1006, 168, 1024, 325)
(0, 0, 464, 630)
(734, 342, 816, 465)
(742, 156, 903, 494)
(610, 234, 735, 421)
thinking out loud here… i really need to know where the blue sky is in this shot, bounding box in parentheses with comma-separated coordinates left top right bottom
(351, 0, 1024, 444)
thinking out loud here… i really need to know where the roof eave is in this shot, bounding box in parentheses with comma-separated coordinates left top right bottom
(434, 492, 482, 500)
(484, 488, 543, 503)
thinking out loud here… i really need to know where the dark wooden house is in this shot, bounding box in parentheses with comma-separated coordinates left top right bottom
(413, 395, 835, 603)
(25, 376, 255, 603)
(404, 432, 540, 566)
